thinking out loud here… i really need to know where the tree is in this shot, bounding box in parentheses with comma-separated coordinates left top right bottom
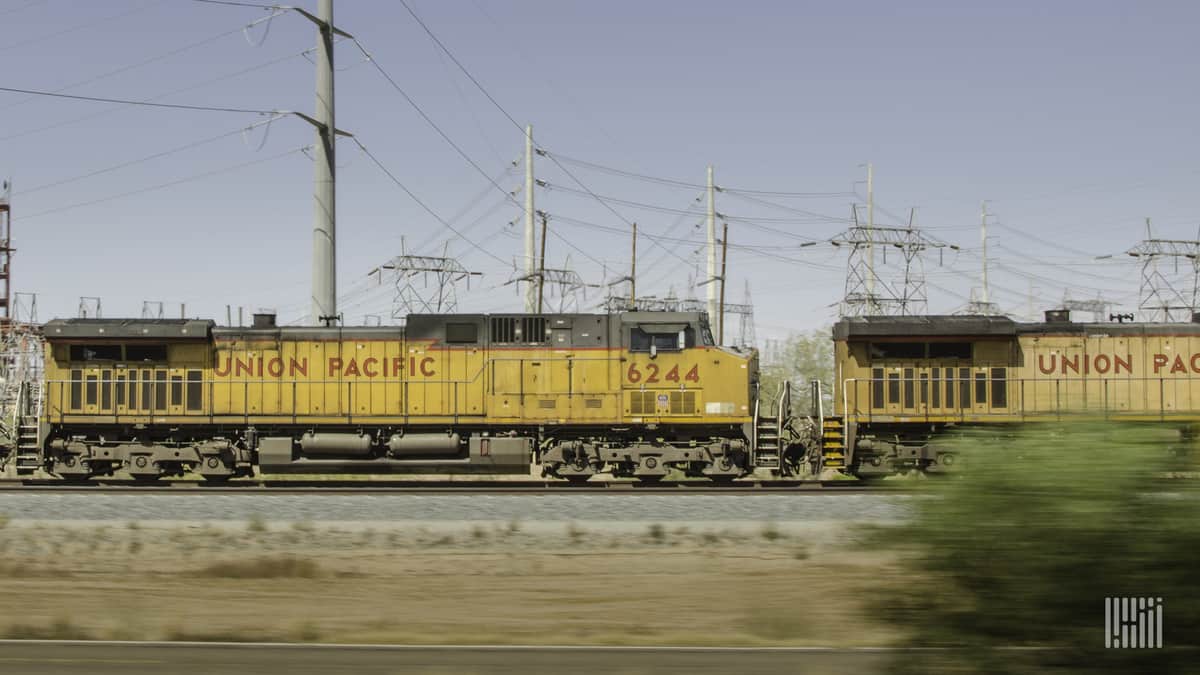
(758, 326, 834, 416)
(875, 422, 1199, 673)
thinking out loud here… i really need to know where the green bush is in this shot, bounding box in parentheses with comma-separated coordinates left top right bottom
(876, 422, 1199, 673)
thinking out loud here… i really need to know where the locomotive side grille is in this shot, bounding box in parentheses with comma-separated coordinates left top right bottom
(670, 391, 696, 414)
(490, 317, 516, 343)
(629, 391, 654, 415)
(538, 398, 556, 409)
(584, 398, 602, 409)
(521, 317, 548, 344)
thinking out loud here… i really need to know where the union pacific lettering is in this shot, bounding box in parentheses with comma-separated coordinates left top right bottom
(1035, 352, 1200, 376)
(214, 356, 436, 378)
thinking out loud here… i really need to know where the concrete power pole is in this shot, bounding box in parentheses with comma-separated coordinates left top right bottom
(706, 165, 717, 325)
(524, 125, 537, 313)
(310, 0, 337, 326)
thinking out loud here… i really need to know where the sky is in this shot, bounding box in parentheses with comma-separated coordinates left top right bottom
(1, 0, 1198, 341)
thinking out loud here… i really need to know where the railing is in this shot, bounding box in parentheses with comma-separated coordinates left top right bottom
(838, 376, 1200, 421)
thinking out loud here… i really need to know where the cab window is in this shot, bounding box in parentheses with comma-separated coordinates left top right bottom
(630, 327, 693, 353)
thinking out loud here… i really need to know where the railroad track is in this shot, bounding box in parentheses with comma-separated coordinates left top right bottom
(0, 477, 906, 494)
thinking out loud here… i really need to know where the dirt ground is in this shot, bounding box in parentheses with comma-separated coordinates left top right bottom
(0, 518, 900, 647)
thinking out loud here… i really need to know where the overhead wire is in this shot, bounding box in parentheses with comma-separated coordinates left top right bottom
(391, 1, 685, 267)
(0, 46, 312, 143)
(17, 114, 286, 195)
(0, 85, 279, 115)
(351, 138, 508, 266)
(20, 144, 311, 220)
(0, 0, 48, 16)
(0, 10, 287, 113)
(0, 1, 164, 54)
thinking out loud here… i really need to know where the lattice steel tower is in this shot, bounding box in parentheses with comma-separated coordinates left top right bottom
(834, 207, 952, 316)
(370, 241, 480, 323)
(1119, 218, 1200, 322)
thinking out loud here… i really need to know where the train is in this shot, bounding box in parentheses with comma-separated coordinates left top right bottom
(828, 309, 1200, 476)
(17, 310, 779, 482)
(3, 305, 1198, 482)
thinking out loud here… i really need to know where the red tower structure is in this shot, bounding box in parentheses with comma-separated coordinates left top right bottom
(0, 184, 10, 328)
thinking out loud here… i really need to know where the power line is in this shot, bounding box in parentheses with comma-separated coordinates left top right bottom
(396, 0, 522, 131)
(391, 2, 669, 266)
(18, 114, 286, 195)
(352, 138, 507, 266)
(351, 39, 527, 222)
(0, 1, 163, 54)
(0, 46, 311, 143)
(190, 0, 280, 8)
(0, 85, 278, 115)
(21, 145, 309, 220)
(350, 37, 608, 269)
(0, 0, 48, 17)
(718, 186, 857, 198)
(540, 150, 706, 190)
(0, 10, 286, 113)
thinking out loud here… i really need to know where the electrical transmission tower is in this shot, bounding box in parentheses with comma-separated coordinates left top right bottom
(833, 207, 952, 316)
(142, 301, 165, 319)
(369, 241, 480, 322)
(1111, 218, 1200, 322)
(513, 258, 590, 313)
(737, 280, 756, 348)
(1061, 292, 1113, 323)
(78, 297, 101, 319)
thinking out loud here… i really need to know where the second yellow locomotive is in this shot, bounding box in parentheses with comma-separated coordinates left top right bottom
(826, 309, 1200, 476)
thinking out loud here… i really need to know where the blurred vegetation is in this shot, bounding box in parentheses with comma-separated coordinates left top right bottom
(876, 422, 1199, 673)
(758, 326, 833, 414)
(198, 555, 321, 579)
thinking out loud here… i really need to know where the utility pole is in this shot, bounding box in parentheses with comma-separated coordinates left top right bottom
(309, 0, 338, 326)
(536, 211, 548, 314)
(980, 200, 991, 305)
(524, 125, 537, 313)
(718, 222, 728, 345)
(629, 222, 637, 310)
(866, 162, 875, 313)
(706, 165, 717, 325)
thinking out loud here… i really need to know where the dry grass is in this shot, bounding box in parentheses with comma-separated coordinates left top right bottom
(198, 555, 322, 579)
(0, 520, 898, 646)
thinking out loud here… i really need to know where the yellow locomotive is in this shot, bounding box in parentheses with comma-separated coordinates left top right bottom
(826, 310, 1200, 476)
(35, 311, 763, 482)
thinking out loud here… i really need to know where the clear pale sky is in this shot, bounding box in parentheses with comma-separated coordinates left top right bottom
(1, 0, 1197, 339)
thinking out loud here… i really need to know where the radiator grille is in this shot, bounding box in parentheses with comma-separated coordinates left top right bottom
(629, 391, 654, 415)
(629, 391, 696, 415)
(584, 398, 603, 409)
(670, 391, 696, 414)
(538, 399, 556, 409)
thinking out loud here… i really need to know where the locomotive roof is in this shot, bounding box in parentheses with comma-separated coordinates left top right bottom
(44, 311, 707, 341)
(834, 314, 1200, 340)
(44, 318, 214, 340)
(833, 315, 1016, 340)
